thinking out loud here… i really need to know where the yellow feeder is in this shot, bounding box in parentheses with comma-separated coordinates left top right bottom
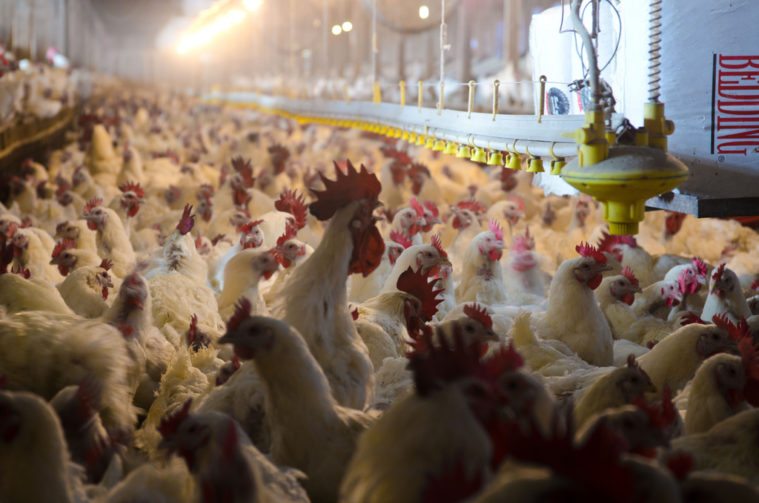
(456, 144, 472, 159)
(416, 134, 427, 146)
(433, 138, 446, 152)
(487, 150, 504, 166)
(561, 108, 688, 235)
(470, 147, 487, 163)
(408, 132, 418, 143)
(506, 152, 522, 170)
(444, 141, 458, 155)
(550, 158, 566, 175)
(401, 130, 410, 141)
(526, 156, 544, 173)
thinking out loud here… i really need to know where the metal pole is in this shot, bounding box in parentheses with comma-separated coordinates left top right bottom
(371, 0, 378, 90)
(438, 0, 447, 113)
(322, 0, 328, 74)
(289, 0, 295, 83)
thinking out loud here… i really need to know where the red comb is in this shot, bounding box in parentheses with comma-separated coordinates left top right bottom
(397, 267, 444, 321)
(456, 199, 487, 215)
(226, 298, 252, 331)
(118, 181, 144, 198)
(390, 230, 413, 249)
(431, 234, 447, 259)
(597, 231, 637, 252)
(711, 263, 727, 284)
(194, 235, 204, 250)
(351, 308, 359, 321)
(83, 197, 102, 215)
(410, 198, 425, 218)
(276, 222, 299, 248)
(51, 239, 76, 258)
(692, 257, 708, 277)
(176, 204, 195, 235)
(488, 219, 504, 242)
(738, 337, 759, 405)
(512, 227, 535, 253)
(99, 258, 113, 271)
(480, 342, 524, 380)
(750, 278, 759, 291)
(711, 314, 750, 342)
(407, 324, 484, 397)
(239, 219, 264, 234)
(633, 385, 677, 430)
(275, 189, 308, 229)
(157, 399, 192, 439)
(423, 201, 439, 218)
(575, 242, 607, 264)
(309, 161, 381, 221)
(621, 267, 639, 288)
(230, 157, 255, 188)
(463, 303, 493, 330)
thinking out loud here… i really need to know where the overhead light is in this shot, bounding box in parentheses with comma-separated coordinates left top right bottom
(341, 21, 353, 32)
(331, 24, 342, 36)
(242, 0, 262, 12)
(176, 6, 247, 54)
(419, 5, 430, 19)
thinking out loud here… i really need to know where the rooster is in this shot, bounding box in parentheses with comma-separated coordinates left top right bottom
(219, 311, 374, 502)
(277, 161, 384, 409)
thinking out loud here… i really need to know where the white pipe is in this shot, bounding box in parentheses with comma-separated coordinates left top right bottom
(571, 0, 600, 110)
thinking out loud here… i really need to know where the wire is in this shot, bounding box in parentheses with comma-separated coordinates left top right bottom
(566, 0, 622, 81)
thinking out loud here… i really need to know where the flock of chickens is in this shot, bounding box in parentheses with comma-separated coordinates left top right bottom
(1, 89, 759, 503)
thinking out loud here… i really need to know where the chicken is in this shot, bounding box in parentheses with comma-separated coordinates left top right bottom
(380, 237, 450, 294)
(277, 161, 383, 409)
(0, 310, 137, 434)
(701, 263, 752, 323)
(574, 355, 657, 428)
(50, 378, 120, 484)
(340, 324, 495, 503)
(534, 243, 614, 366)
(355, 266, 443, 367)
(102, 272, 176, 410)
(158, 404, 310, 502)
(596, 267, 643, 339)
(9, 226, 62, 284)
(218, 248, 279, 319)
(0, 268, 74, 315)
(681, 353, 749, 435)
(0, 390, 88, 503)
(56, 258, 114, 318)
(147, 205, 226, 340)
(671, 408, 759, 483)
(219, 313, 374, 502)
(456, 219, 507, 306)
(638, 323, 736, 397)
(81, 197, 136, 278)
(502, 227, 547, 306)
(262, 224, 313, 306)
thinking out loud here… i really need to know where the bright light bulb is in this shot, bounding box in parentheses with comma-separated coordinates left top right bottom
(419, 5, 429, 19)
(341, 21, 353, 32)
(331, 24, 342, 36)
(242, 0, 262, 12)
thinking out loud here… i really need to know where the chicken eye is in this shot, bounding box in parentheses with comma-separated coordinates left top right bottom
(711, 333, 720, 340)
